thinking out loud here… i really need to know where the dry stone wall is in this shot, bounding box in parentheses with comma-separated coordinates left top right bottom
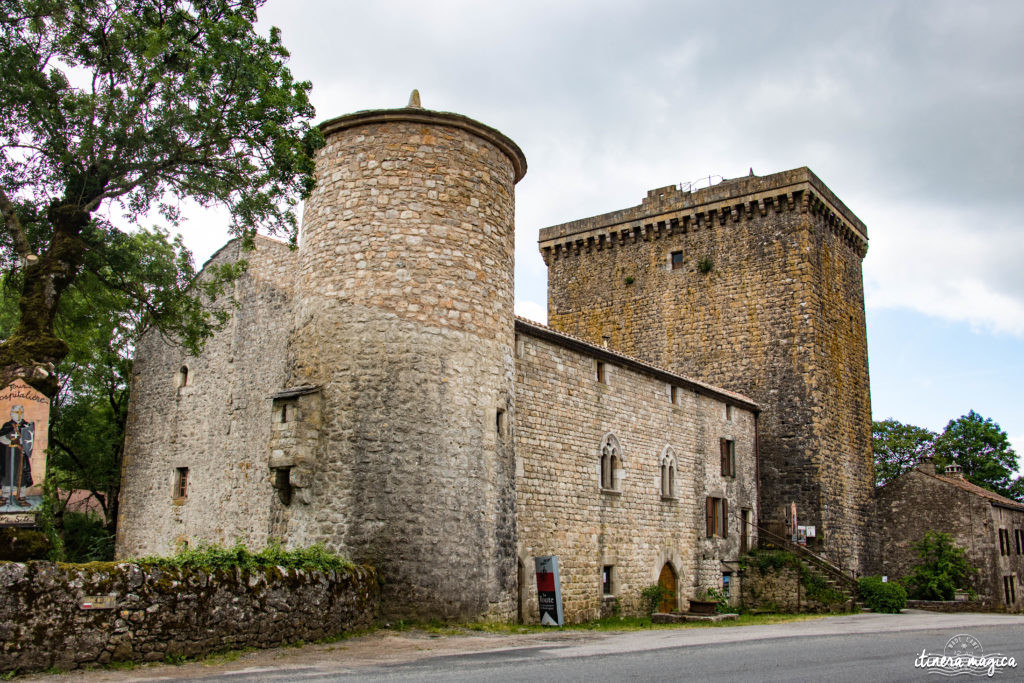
(0, 561, 377, 674)
(540, 168, 872, 572)
(514, 321, 758, 622)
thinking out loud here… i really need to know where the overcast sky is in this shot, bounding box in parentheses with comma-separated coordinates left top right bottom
(181, 0, 1024, 456)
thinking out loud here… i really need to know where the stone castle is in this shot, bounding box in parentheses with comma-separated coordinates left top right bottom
(115, 97, 872, 622)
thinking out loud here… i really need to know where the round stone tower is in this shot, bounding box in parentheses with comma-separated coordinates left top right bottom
(283, 94, 526, 620)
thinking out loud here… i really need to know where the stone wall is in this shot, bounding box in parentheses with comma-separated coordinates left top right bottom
(117, 237, 298, 557)
(514, 320, 758, 622)
(0, 561, 378, 674)
(539, 168, 873, 572)
(739, 564, 846, 613)
(872, 466, 1024, 610)
(906, 600, 992, 613)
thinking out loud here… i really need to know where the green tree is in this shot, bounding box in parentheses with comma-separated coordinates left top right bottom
(934, 411, 1021, 500)
(0, 227, 214, 531)
(0, 0, 321, 397)
(872, 419, 937, 486)
(902, 531, 977, 601)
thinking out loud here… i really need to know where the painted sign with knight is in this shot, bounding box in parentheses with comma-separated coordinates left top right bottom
(0, 380, 49, 514)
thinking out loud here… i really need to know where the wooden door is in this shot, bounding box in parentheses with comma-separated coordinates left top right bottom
(658, 563, 677, 613)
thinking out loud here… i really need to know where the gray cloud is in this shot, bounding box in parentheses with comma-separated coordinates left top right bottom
(239, 0, 1024, 333)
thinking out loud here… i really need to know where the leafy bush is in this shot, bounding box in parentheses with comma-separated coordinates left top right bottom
(139, 540, 353, 572)
(740, 548, 800, 573)
(702, 587, 731, 614)
(858, 576, 907, 613)
(903, 531, 977, 601)
(62, 511, 115, 563)
(801, 570, 847, 607)
(641, 583, 673, 614)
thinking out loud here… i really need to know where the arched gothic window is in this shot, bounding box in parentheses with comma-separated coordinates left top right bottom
(600, 433, 622, 491)
(660, 447, 677, 498)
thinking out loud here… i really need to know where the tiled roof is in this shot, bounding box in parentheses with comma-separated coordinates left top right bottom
(922, 470, 1024, 511)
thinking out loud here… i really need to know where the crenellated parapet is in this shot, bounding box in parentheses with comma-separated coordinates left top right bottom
(539, 167, 868, 264)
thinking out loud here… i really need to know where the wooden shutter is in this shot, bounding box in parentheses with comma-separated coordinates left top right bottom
(706, 497, 714, 537)
(720, 439, 728, 475)
(722, 498, 729, 537)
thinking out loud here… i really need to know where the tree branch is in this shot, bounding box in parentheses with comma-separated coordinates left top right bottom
(0, 187, 33, 259)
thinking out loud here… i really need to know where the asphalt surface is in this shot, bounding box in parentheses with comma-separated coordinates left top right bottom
(28, 610, 1024, 682)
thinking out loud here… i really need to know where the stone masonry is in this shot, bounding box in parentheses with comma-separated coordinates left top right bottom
(0, 560, 378, 674)
(277, 108, 525, 621)
(116, 98, 877, 624)
(539, 169, 873, 572)
(515, 319, 757, 621)
(118, 237, 296, 556)
(872, 462, 1024, 610)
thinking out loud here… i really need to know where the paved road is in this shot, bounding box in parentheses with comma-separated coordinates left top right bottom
(39, 611, 1024, 682)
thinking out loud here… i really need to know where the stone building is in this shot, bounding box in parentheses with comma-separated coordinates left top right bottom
(116, 96, 869, 622)
(539, 169, 873, 572)
(872, 461, 1024, 610)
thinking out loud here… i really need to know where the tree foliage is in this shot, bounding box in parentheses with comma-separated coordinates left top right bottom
(873, 412, 1022, 501)
(872, 419, 936, 486)
(902, 531, 977, 601)
(0, 0, 320, 395)
(0, 227, 217, 530)
(934, 410, 1021, 500)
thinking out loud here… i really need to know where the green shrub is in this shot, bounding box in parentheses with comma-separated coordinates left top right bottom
(740, 548, 800, 573)
(139, 540, 353, 572)
(0, 528, 51, 562)
(640, 583, 673, 614)
(903, 531, 977, 601)
(801, 570, 847, 607)
(702, 587, 731, 614)
(62, 511, 115, 563)
(858, 576, 906, 613)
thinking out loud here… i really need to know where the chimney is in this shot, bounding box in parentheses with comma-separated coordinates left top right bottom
(917, 455, 935, 475)
(944, 463, 964, 479)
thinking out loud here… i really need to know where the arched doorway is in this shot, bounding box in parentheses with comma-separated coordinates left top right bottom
(657, 563, 677, 613)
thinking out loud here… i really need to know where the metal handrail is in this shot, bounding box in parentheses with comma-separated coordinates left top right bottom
(753, 523, 859, 593)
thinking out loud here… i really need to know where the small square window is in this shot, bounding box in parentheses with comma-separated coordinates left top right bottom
(173, 467, 189, 499)
(670, 385, 681, 405)
(603, 565, 615, 595)
(725, 404, 733, 421)
(496, 408, 506, 437)
(670, 251, 684, 270)
(596, 361, 607, 384)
